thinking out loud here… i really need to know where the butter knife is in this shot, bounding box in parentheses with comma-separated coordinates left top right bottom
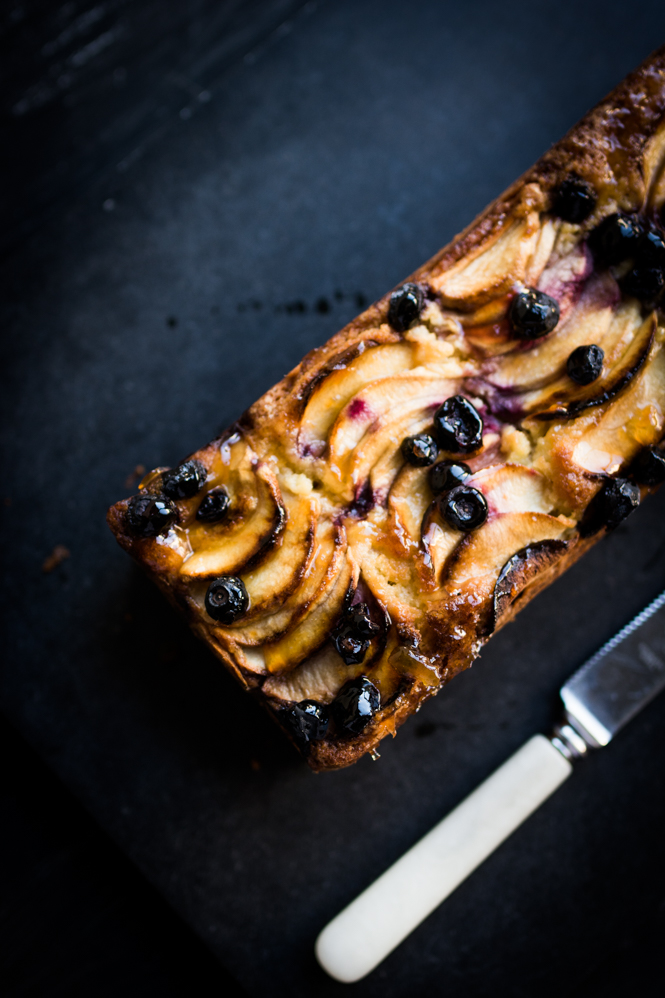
(316, 589, 665, 983)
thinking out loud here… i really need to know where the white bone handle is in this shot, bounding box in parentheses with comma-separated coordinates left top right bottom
(315, 734, 572, 983)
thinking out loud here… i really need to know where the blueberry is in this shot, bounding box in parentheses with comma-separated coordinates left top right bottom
(196, 486, 231, 523)
(437, 485, 488, 531)
(509, 288, 560, 339)
(401, 432, 439, 467)
(587, 213, 645, 267)
(332, 603, 380, 666)
(553, 177, 596, 223)
(332, 677, 380, 734)
(637, 227, 665, 269)
(126, 493, 177, 537)
(282, 700, 329, 745)
(578, 478, 640, 537)
(428, 460, 471, 494)
(205, 576, 249, 624)
(619, 265, 665, 303)
(629, 447, 665, 486)
(433, 396, 483, 453)
(388, 283, 424, 332)
(566, 344, 604, 385)
(162, 459, 207, 500)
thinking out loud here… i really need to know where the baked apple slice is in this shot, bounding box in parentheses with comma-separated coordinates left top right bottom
(181, 462, 285, 578)
(525, 311, 656, 419)
(222, 518, 342, 646)
(299, 342, 412, 454)
(236, 491, 318, 618)
(262, 551, 355, 674)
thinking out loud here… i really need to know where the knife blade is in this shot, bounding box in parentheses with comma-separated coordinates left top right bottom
(316, 589, 665, 984)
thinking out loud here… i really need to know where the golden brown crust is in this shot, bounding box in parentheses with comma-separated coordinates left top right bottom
(108, 47, 665, 771)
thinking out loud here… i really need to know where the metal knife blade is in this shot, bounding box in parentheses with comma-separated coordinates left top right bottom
(560, 589, 665, 748)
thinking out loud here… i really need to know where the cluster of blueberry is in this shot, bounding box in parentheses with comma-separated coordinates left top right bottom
(281, 675, 381, 748)
(400, 394, 488, 533)
(392, 174, 665, 540)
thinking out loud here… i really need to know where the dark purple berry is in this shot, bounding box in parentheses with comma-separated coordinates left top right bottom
(629, 447, 665, 486)
(437, 485, 488, 531)
(553, 177, 596, 223)
(566, 344, 604, 385)
(578, 478, 640, 537)
(162, 459, 207, 500)
(332, 603, 380, 666)
(332, 677, 380, 734)
(619, 265, 665, 303)
(637, 227, 665, 269)
(205, 576, 248, 624)
(282, 700, 329, 744)
(587, 213, 645, 267)
(428, 460, 471, 494)
(509, 288, 560, 339)
(126, 493, 177, 537)
(434, 396, 483, 453)
(401, 432, 439, 467)
(388, 283, 424, 332)
(196, 487, 231, 523)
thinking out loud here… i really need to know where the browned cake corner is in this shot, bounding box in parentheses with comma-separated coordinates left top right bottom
(108, 46, 665, 771)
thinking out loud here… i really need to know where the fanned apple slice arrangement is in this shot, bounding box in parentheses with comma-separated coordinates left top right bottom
(108, 48, 665, 770)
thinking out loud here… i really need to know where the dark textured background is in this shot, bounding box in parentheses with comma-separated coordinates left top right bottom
(2, 1, 665, 995)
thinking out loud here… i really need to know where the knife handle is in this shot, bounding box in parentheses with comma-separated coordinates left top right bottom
(315, 734, 572, 983)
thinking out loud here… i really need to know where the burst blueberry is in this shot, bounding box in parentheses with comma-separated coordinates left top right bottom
(566, 344, 604, 385)
(196, 486, 231, 523)
(126, 493, 177, 537)
(553, 177, 596, 223)
(387, 283, 424, 332)
(401, 432, 439, 467)
(332, 677, 380, 734)
(282, 700, 329, 745)
(332, 603, 380, 666)
(619, 265, 665, 303)
(588, 213, 645, 267)
(162, 459, 207, 499)
(434, 396, 483, 453)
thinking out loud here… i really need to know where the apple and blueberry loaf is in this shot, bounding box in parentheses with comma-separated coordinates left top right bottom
(108, 47, 665, 771)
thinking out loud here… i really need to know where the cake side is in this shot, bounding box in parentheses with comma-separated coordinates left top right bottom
(108, 46, 665, 771)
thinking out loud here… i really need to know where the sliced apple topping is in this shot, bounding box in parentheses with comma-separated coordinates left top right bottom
(528, 311, 655, 420)
(326, 374, 458, 495)
(432, 211, 542, 310)
(237, 491, 319, 618)
(225, 518, 342, 646)
(347, 514, 424, 623)
(442, 512, 571, 594)
(468, 464, 554, 514)
(421, 502, 463, 581)
(388, 464, 432, 550)
(299, 342, 413, 456)
(262, 549, 356, 675)
(181, 462, 285, 578)
(262, 642, 354, 704)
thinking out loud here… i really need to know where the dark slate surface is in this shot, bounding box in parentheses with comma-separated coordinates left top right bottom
(2, 1, 665, 995)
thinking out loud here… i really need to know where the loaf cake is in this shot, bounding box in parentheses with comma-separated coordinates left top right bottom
(108, 47, 665, 771)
